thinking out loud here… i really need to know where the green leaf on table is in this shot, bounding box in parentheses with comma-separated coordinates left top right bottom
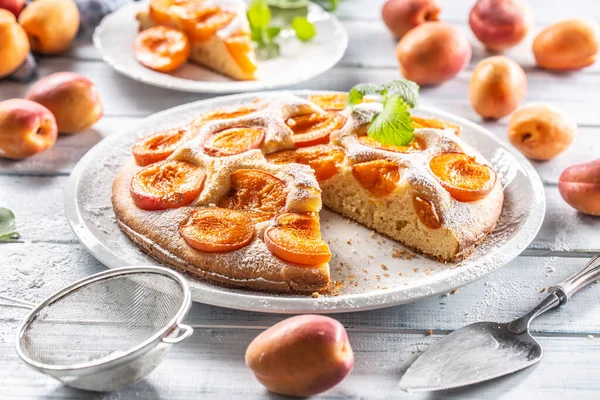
(0, 207, 19, 241)
(347, 83, 381, 107)
(367, 96, 414, 146)
(291, 16, 316, 41)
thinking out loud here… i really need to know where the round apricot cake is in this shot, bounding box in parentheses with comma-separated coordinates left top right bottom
(112, 91, 504, 293)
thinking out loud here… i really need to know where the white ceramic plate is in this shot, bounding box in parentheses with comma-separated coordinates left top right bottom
(93, 1, 348, 93)
(65, 91, 546, 314)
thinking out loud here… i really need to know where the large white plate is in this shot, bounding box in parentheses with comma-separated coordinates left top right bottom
(93, 1, 348, 93)
(66, 91, 546, 314)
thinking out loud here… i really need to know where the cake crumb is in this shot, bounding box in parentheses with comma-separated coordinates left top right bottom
(398, 272, 403, 277)
(426, 329, 433, 336)
(362, 268, 369, 274)
(540, 287, 547, 293)
(346, 239, 352, 245)
(380, 264, 388, 271)
(383, 273, 390, 278)
(450, 289, 458, 295)
(311, 292, 320, 298)
(413, 268, 419, 273)
(376, 275, 381, 281)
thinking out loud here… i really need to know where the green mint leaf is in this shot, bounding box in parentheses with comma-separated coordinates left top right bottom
(266, 26, 282, 40)
(383, 79, 420, 108)
(367, 96, 414, 146)
(248, 0, 271, 29)
(0, 207, 19, 241)
(328, 0, 340, 11)
(256, 41, 281, 59)
(347, 83, 380, 108)
(291, 16, 316, 42)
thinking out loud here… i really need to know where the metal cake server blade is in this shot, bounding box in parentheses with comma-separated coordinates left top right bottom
(400, 254, 600, 392)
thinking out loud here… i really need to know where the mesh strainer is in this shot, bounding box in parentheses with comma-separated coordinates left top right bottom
(0, 266, 193, 392)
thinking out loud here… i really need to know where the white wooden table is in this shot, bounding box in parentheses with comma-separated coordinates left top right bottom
(2, 1, 600, 398)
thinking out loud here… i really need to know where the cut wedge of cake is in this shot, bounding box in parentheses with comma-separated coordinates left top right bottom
(112, 92, 503, 293)
(137, 0, 257, 80)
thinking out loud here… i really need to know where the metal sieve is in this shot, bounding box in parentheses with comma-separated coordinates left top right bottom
(0, 266, 193, 392)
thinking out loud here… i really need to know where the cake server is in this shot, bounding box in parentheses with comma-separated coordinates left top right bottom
(399, 254, 600, 392)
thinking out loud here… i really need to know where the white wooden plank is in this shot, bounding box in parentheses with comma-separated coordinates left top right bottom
(2, 240, 600, 334)
(0, 323, 599, 399)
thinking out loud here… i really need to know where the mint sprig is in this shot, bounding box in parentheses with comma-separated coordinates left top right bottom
(348, 79, 420, 146)
(248, 0, 317, 60)
(0, 207, 19, 241)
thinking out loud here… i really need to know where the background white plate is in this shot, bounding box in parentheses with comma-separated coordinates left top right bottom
(65, 91, 546, 314)
(93, 1, 348, 93)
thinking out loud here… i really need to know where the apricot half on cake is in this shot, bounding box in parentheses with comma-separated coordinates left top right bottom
(429, 153, 497, 202)
(266, 145, 346, 182)
(180, 208, 255, 252)
(351, 159, 400, 197)
(132, 127, 188, 166)
(286, 112, 346, 148)
(133, 26, 190, 73)
(358, 135, 425, 153)
(194, 102, 264, 126)
(130, 160, 205, 210)
(308, 94, 349, 112)
(411, 116, 462, 136)
(203, 126, 265, 157)
(218, 169, 287, 222)
(264, 212, 331, 266)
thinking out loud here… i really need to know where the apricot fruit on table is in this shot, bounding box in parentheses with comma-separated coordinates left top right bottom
(351, 159, 400, 197)
(469, 0, 533, 51)
(266, 145, 345, 183)
(0, 99, 57, 160)
(218, 169, 286, 222)
(18, 0, 80, 55)
(264, 212, 331, 266)
(381, 0, 441, 38)
(132, 127, 188, 166)
(286, 112, 346, 148)
(533, 19, 600, 71)
(507, 104, 576, 161)
(130, 160, 206, 210)
(203, 126, 265, 157)
(0, 0, 26, 17)
(396, 22, 472, 86)
(246, 314, 354, 397)
(180, 208, 255, 252)
(134, 26, 191, 73)
(469, 56, 527, 120)
(429, 152, 497, 202)
(26, 72, 103, 134)
(558, 159, 600, 216)
(0, 9, 29, 78)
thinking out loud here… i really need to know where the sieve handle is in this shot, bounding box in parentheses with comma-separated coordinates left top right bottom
(0, 295, 35, 310)
(162, 324, 193, 344)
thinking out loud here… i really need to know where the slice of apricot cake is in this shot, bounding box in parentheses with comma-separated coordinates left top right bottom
(112, 82, 503, 293)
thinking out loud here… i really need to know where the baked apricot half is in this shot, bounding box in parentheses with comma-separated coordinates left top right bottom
(264, 212, 331, 266)
(358, 135, 425, 153)
(351, 159, 400, 197)
(429, 153, 497, 202)
(132, 127, 188, 166)
(149, 0, 213, 25)
(224, 31, 258, 73)
(182, 9, 235, 42)
(194, 102, 263, 127)
(203, 126, 265, 157)
(134, 26, 190, 73)
(287, 112, 345, 148)
(218, 169, 286, 222)
(266, 145, 346, 183)
(411, 117, 462, 136)
(180, 208, 254, 252)
(130, 160, 205, 210)
(413, 195, 442, 229)
(308, 94, 348, 112)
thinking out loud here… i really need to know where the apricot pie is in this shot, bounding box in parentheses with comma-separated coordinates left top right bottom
(112, 93, 503, 293)
(136, 0, 257, 80)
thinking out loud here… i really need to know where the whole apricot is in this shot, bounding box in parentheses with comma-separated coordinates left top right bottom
(0, 0, 26, 17)
(533, 19, 600, 71)
(26, 72, 103, 134)
(469, 56, 527, 119)
(469, 0, 534, 51)
(0, 99, 57, 159)
(18, 0, 80, 55)
(245, 315, 354, 397)
(559, 158, 600, 216)
(381, 0, 441, 38)
(507, 104, 576, 161)
(0, 9, 29, 78)
(396, 22, 472, 86)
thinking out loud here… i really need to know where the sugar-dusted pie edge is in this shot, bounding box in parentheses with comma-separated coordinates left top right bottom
(112, 158, 331, 293)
